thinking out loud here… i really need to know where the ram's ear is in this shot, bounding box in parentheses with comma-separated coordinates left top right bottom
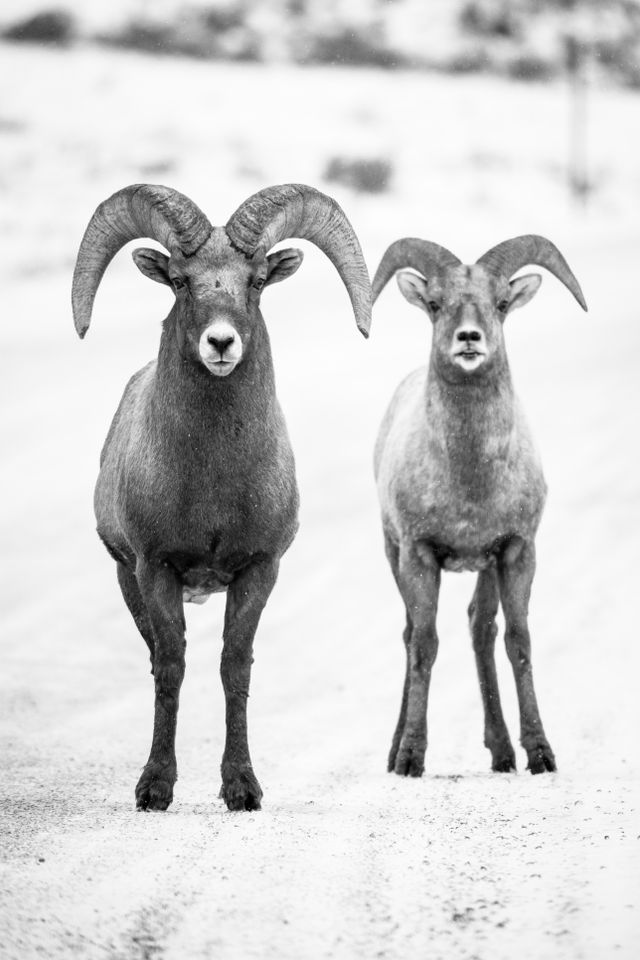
(396, 270, 429, 310)
(132, 248, 172, 286)
(507, 273, 542, 312)
(264, 248, 304, 287)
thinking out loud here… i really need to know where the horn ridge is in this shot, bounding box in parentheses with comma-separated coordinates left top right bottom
(226, 183, 372, 337)
(226, 184, 315, 255)
(477, 234, 587, 311)
(371, 238, 461, 303)
(72, 184, 212, 338)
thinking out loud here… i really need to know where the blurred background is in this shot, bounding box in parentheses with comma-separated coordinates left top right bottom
(1, 3, 639, 954)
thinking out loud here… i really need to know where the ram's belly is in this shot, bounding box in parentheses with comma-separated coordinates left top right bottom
(416, 532, 506, 573)
(433, 505, 511, 549)
(441, 553, 495, 573)
(181, 565, 233, 604)
(385, 481, 542, 574)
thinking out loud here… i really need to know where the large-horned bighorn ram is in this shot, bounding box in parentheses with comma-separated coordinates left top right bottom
(72, 182, 371, 811)
(371, 234, 586, 777)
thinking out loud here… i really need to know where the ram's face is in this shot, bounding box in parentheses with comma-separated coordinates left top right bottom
(169, 237, 261, 378)
(132, 229, 303, 377)
(396, 264, 542, 380)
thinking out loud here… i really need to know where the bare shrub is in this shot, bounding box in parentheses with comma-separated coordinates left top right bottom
(324, 157, 392, 194)
(507, 53, 557, 81)
(2, 9, 75, 46)
(95, 5, 261, 62)
(302, 29, 406, 69)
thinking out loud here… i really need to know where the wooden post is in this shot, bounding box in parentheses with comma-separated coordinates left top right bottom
(565, 33, 590, 207)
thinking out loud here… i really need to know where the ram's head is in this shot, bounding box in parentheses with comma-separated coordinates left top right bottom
(372, 235, 587, 380)
(72, 183, 372, 377)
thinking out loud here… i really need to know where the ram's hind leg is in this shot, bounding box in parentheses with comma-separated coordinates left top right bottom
(117, 562, 155, 670)
(468, 567, 516, 772)
(388, 613, 412, 772)
(385, 533, 412, 772)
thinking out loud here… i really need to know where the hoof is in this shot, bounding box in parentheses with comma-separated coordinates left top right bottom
(135, 761, 176, 811)
(220, 765, 262, 811)
(390, 738, 425, 777)
(527, 745, 557, 774)
(492, 756, 517, 773)
(490, 744, 517, 773)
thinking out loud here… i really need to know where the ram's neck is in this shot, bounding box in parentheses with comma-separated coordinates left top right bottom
(152, 310, 277, 439)
(425, 360, 516, 499)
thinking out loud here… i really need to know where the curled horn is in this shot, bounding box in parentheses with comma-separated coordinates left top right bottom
(477, 235, 587, 311)
(72, 184, 212, 338)
(371, 239, 461, 303)
(225, 183, 372, 337)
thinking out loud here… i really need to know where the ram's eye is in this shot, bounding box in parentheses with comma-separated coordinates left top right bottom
(171, 276, 185, 291)
(497, 299, 509, 313)
(253, 276, 265, 291)
(427, 301, 441, 315)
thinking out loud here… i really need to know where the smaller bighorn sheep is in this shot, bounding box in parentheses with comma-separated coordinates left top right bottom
(372, 235, 587, 776)
(72, 183, 371, 811)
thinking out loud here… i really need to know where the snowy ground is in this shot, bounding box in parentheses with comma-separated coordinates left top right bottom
(1, 42, 639, 960)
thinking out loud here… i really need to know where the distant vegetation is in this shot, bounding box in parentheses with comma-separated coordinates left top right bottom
(2, 0, 640, 88)
(2, 9, 74, 46)
(95, 6, 261, 62)
(323, 156, 393, 194)
(300, 29, 407, 70)
(456, 0, 640, 87)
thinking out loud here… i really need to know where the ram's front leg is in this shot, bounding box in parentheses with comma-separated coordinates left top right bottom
(498, 537, 556, 774)
(392, 542, 441, 777)
(134, 561, 186, 810)
(219, 557, 279, 811)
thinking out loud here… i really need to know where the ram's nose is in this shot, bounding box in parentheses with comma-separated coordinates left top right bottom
(453, 321, 486, 352)
(456, 328, 482, 345)
(207, 333, 235, 357)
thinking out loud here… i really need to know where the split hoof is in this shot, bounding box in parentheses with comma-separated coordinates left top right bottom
(135, 761, 176, 811)
(220, 765, 263, 811)
(389, 738, 425, 777)
(492, 756, 517, 773)
(527, 745, 557, 774)
(491, 744, 517, 773)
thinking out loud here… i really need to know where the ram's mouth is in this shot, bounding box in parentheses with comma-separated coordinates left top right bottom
(453, 349, 486, 369)
(204, 358, 237, 377)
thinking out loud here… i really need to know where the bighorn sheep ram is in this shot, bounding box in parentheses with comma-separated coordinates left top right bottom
(72, 182, 371, 811)
(372, 235, 586, 777)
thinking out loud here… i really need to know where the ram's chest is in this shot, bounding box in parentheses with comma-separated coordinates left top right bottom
(98, 416, 297, 560)
(140, 455, 293, 542)
(381, 436, 546, 564)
